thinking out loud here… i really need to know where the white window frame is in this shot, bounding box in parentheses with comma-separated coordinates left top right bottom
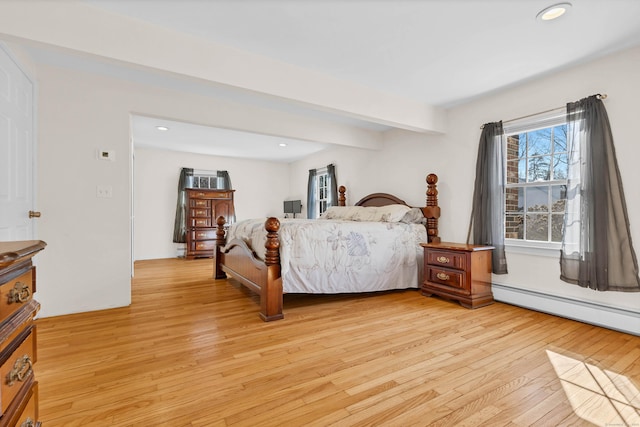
(503, 110, 569, 256)
(315, 167, 329, 218)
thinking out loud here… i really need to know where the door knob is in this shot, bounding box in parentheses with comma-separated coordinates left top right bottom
(28, 211, 41, 218)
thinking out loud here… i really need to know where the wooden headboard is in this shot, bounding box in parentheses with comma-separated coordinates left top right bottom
(355, 193, 407, 207)
(337, 173, 440, 243)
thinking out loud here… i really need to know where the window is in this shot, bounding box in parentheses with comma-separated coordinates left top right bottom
(315, 168, 329, 217)
(505, 120, 568, 245)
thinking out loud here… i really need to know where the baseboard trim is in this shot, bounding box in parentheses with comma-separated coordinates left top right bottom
(492, 282, 640, 336)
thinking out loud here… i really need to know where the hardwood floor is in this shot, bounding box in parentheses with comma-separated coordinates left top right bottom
(36, 258, 640, 426)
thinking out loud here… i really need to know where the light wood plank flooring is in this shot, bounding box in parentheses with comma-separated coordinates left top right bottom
(36, 258, 640, 426)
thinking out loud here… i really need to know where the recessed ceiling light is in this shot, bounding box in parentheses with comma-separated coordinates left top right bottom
(156, 126, 169, 131)
(279, 143, 287, 147)
(537, 3, 571, 21)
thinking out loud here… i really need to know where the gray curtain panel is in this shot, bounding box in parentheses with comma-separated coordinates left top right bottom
(172, 167, 193, 243)
(327, 164, 338, 207)
(468, 121, 508, 274)
(217, 170, 232, 190)
(217, 170, 235, 223)
(560, 95, 640, 291)
(307, 168, 317, 219)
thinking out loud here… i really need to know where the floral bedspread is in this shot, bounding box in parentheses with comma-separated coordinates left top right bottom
(225, 218, 427, 293)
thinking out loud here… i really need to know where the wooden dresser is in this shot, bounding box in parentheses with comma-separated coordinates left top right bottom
(421, 242, 494, 309)
(0, 240, 45, 427)
(185, 189, 235, 259)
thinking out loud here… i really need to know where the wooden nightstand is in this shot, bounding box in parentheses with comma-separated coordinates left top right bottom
(420, 242, 494, 308)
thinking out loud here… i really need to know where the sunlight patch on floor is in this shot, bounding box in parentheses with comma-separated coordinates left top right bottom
(546, 350, 640, 426)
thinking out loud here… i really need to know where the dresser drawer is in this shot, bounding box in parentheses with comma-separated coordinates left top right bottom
(0, 269, 33, 322)
(426, 250, 467, 270)
(189, 190, 233, 199)
(1, 381, 39, 427)
(425, 266, 469, 295)
(189, 218, 212, 228)
(1, 327, 36, 416)
(189, 208, 211, 218)
(190, 229, 217, 241)
(190, 240, 216, 252)
(189, 199, 211, 208)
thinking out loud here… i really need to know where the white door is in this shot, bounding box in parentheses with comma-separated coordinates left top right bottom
(0, 44, 35, 241)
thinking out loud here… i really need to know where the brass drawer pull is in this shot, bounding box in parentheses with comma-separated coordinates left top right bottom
(8, 282, 31, 304)
(20, 417, 35, 427)
(436, 272, 450, 281)
(436, 256, 450, 264)
(7, 354, 33, 386)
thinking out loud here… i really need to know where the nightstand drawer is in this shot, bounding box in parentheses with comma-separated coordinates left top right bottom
(425, 267, 469, 295)
(426, 250, 467, 270)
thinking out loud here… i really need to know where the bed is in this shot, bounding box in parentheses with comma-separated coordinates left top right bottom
(213, 173, 441, 321)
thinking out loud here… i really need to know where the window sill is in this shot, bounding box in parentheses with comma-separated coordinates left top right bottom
(505, 240, 561, 258)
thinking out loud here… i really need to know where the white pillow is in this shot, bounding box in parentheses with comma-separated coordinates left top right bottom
(400, 207, 426, 224)
(371, 204, 411, 222)
(321, 204, 411, 222)
(320, 206, 362, 220)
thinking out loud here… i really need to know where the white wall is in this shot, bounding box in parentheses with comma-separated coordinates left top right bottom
(33, 60, 370, 317)
(290, 46, 640, 332)
(134, 148, 289, 260)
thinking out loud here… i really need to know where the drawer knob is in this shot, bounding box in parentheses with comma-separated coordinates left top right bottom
(436, 272, 450, 281)
(436, 256, 450, 263)
(8, 282, 31, 304)
(7, 354, 33, 386)
(20, 418, 35, 427)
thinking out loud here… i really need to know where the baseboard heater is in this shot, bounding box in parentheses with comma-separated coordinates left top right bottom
(492, 282, 639, 337)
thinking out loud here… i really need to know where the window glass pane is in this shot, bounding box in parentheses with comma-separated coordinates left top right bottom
(505, 214, 523, 239)
(518, 159, 526, 183)
(551, 185, 566, 212)
(527, 155, 551, 182)
(517, 187, 524, 211)
(526, 213, 549, 241)
(553, 153, 568, 180)
(553, 125, 567, 152)
(527, 129, 552, 156)
(551, 213, 564, 242)
(518, 133, 527, 159)
(526, 186, 549, 212)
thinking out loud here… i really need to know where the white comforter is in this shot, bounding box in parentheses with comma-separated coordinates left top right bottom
(225, 218, 427, 294)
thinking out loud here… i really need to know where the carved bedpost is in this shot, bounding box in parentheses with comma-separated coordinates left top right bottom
(338, 186, 346, 206)
(262, 217, 284, 321)
(214, 216, 227, 279)
(423, 174, 441, 243)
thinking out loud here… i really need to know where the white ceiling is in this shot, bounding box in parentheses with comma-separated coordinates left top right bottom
(133, 115, 332, 162)
(23, 0, 640, 161)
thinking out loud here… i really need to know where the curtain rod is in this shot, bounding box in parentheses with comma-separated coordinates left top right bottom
(480, 93, 607, 129)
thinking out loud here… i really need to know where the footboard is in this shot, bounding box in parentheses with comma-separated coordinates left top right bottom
(215, 216, 284, 321)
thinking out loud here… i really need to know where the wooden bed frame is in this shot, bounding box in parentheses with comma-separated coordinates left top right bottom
(214, 173, 441, 321)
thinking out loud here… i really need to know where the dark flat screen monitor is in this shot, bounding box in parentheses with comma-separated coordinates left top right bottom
(283, 200, 302, 214)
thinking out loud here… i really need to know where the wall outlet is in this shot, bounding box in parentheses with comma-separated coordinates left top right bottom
(96, 185, 113, 198)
